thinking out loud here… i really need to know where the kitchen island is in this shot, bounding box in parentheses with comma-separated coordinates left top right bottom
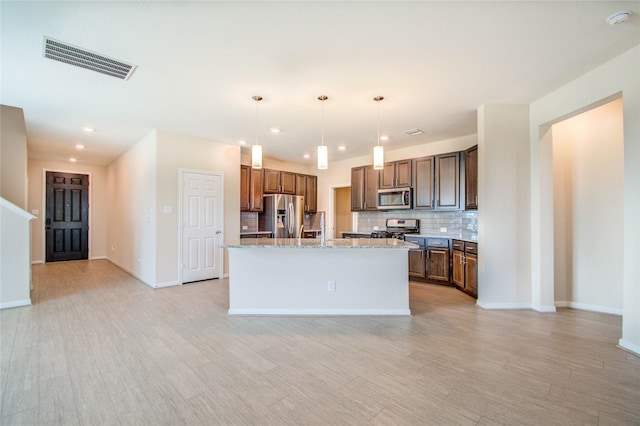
(224, 238, 417, 315)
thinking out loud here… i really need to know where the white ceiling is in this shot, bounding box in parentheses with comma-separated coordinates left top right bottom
(2, 1, 639, 167)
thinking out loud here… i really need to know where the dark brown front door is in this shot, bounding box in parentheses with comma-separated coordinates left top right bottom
(46, 171, 89, 262)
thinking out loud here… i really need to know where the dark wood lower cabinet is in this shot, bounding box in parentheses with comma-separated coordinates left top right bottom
(426, 248, 449, 282)
(408, 248, 426, 278)
(452, 240, 478, 298)
(452, 250, 465, 288)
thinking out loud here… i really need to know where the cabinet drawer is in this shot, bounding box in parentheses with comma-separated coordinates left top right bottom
(452, 240, 465, 251)
(404, 236, 425, 247)
(427, 238, 449, 248)
(465, 242, 478, 255)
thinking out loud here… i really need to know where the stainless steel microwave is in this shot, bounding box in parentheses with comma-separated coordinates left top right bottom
(377, 188, 412, 209)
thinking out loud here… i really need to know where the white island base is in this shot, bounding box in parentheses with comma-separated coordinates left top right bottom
(226, 238, 414, 315)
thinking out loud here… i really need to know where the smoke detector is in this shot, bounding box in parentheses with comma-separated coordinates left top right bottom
(607, 10, 632, 25)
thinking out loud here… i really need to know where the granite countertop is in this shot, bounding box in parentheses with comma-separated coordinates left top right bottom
(225, 238, 418, 249)
(410, 234, 478, 244)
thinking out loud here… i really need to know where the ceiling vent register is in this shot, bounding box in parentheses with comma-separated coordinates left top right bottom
(43, 37, 137, 80)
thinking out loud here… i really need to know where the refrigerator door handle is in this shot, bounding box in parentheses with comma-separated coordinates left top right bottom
(288, 202, 294, 236)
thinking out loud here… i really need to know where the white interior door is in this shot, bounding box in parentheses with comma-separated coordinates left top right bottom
(182, 171, 223, 283)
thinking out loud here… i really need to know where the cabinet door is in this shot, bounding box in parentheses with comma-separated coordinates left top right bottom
(240, 166, 251, 211)
(351, 167, 364, 211)
(452, 250, 464, 288)
(465, 145, 478, 210)
(435, 152, 460, 210)
(465, 253, 477, 297)
(295, 174, 306, 197)
(379, 163, 396, 189)
(427, 248, 450, 282)
(263, 169, 280, 193)
(395, 159, 412, 187)
(306, 175, 317, 213)
(408, 249, 426, 278)
(364, 165, 379, 210)
(413, 156, 435, 209)
(280, 171, 296, 194)
(249, 168, 263, 211)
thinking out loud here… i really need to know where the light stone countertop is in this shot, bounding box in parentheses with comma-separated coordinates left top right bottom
(224, 238, 418, 249)
(410, 234, 478, 244)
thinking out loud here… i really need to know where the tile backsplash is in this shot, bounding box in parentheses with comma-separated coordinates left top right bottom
(357, 210, 478, 240)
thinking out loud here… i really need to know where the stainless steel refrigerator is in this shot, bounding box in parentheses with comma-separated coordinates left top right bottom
(259, 194, 305, 238)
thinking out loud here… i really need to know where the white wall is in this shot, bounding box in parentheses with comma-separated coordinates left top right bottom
(477, 105, 533, 309)
(0, 105, 28, 209)
(107, 130, 157, 286)
(529, 44, 640, 355)
(552, 99, 624, 314)
(27, 160, 108, 263)
(155, 130, 241, 285)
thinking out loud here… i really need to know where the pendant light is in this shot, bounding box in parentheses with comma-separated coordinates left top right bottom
(317, 95, 328, 170)
(251, 95, 263, 169)
(373, 96, 384, 170)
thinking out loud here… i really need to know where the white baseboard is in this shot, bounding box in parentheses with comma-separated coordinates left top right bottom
(0, 299, 32, 309)
(155, 280, 179, 288)
(532, 304, 557, 313)
(555, 301, 622, 316)
(31, 260, 43, 265)
(228, 308, 411, 316)
(223, 273, 229, 279)
(90, 256, 107, 260)
(476, 301, 532, 310)
(618, 339, 640, 357)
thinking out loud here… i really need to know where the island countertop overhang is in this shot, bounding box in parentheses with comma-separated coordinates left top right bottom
(224, 238, 418, 249)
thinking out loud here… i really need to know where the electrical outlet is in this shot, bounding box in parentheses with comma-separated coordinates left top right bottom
(440, 227, 447, 232)
(328, 281, 336, 292)
(373, 226, 379, 230)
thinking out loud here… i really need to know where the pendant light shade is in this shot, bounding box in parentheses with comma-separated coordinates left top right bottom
(317, 95, 328, 170)
(251, 95, 263, 169)
(251, 144, 262, 169)
(373, 96, 384, 170)
(317, 145, 328, 170)
(373, 145, 384, 170)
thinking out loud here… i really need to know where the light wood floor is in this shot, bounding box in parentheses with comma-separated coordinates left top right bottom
(1, 260, 639, 425)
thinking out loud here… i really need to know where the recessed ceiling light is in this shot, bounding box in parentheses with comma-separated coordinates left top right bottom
(303, 154, 310, 159)
(69, 157, 77, 162)
(238, 140, 247, 145)
(82, 127, 95, 132)
(380, 135, 390, 141)
(75, 144, 85, 149)
(607, 10, 631, 25)
(405, 128, 424, 136)
(338, 145, 346, 151)
(270, 128, 281, 133)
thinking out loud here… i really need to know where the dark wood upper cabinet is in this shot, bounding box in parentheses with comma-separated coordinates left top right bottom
(264, 169, 295, 194)
(379, 160, 412, 189)
(240, 166, 264, 212)
(435, 152, 460, 210)
(465, 145, 478, 210)
(364, 165, 379, 211)
(351, 167, 365, 211)
(295, 174, 317, 213)
(351, 165, 378, 211)
(413, 156, 435, 210)
(240, 165, 251, 211)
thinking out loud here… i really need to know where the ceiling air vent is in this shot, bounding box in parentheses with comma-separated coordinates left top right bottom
(43, 36, 137, 80)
